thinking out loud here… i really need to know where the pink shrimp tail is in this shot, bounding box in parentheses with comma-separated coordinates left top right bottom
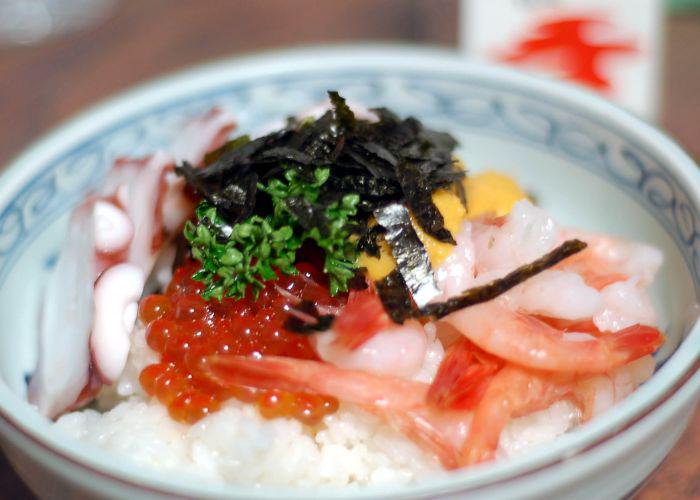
(427, 338, 502, 410)
(332, 289, 393, 350)
(460, 366, 572, 466)
(556, 246, 628, 290)
(460, 421, 502, 466)
(201, 355, 471, 465)
(604, 324, 665, 363)
(373, 408, 462, 470)
(202, 355, 428, 411)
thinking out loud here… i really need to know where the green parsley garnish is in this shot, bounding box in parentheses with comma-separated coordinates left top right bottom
(175, 90, 466, 306)
(184, 167, 359, 300)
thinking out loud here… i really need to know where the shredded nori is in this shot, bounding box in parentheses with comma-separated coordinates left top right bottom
(327, 91, 356, 134)
(419, 239, 588, 319)
(283, 300, 335, 334)
(395, 161, 455, 244)
(356, 225, 385, 257)
(175, 91, 463, 237)
(346, 270, 370, 291)
(373, 203, 442, 308)
(374, 270, 417, 323)
(369, 239, 587, 324)
(177, 91, 465, 307)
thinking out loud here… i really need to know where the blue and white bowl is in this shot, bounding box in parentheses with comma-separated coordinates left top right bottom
(0, 46, 699, 499)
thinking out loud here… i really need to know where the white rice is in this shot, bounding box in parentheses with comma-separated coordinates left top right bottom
(54, 324, 580, 487)
(57, 399, 443, 486)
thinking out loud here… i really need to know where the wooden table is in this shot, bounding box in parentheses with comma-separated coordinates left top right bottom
(0, 2, 698, 498)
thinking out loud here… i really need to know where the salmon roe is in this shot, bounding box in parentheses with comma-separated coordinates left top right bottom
(138, 260, 341, 425)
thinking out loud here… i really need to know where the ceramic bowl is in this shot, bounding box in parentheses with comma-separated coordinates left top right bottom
(0, 46, 699, 499)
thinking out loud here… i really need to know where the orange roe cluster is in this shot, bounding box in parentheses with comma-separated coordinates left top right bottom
(138, 260, 340, 425)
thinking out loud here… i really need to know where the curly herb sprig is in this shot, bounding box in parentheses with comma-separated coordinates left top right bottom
(185, 167, 360, 300)
(259, 167, 361, 295)
(176, 90, 464, 303)
(184, 204, 299, 301)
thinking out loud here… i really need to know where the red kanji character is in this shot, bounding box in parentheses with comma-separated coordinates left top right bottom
(497, 16, 638, 92)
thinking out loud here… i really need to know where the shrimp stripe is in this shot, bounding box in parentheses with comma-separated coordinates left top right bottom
(444, 301, 664, 373)
(421, 239, 587, 319)
(202, 355, 429, 411)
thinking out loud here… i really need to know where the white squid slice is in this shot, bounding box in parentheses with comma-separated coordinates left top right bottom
(31, 107, 236, 417)
(170, 107, 236, 165)
(160, 170, 195, 234)
(90, 263, 145, 383)
(122, 151, 175, 271)
(29, 201, 96, 418)
(93, 200, 133, 254)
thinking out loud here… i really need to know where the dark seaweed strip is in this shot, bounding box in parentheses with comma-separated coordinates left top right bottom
(177, 161, 259, 223)
(328, 91, 356, 134)
(420, 128, 458, 152)
(420, 239, 588, 319)
(327, 175, 400, 203)
(283, 300, 335, 334)
(283, 196, 330, 235)
(373, 203, 442, 307)
(395, 161, 455, 244)
(454, 177, 467, 210)
(339, 144, 397, 180)
(203, 135, 251, 166)
(359, 141, 398, 167)
(290, 239, 587, 330)
(217, 173, 259, 223)
(375, 270, 417, 324)
(177, 91, 462, 245)
(347, 270, 370, 290)
(259, 147, 314, 166)
(356, 225, 385, 257)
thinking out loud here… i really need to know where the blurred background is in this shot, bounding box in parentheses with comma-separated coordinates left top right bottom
(0, 1, 698, 498)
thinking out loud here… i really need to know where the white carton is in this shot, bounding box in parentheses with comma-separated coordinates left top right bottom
(460, 0, 663, 119)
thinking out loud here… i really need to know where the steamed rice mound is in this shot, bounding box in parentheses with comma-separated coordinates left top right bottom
(55, 324, 580, 487)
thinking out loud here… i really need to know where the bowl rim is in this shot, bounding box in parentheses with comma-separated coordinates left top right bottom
(1, 43, 699, 498)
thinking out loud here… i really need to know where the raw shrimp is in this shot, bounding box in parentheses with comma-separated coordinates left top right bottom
(465, 205, 661, 313)
(203, 355, 429, 411)
(330, 289, 393, 350)
(503, 270, 603, 321)
(426, 338, 502, 410)
(502, 269, 655, 333)
(434, 221, 476, 299)
(460, 365, 572, 465)
(471, 200, 560, 284)
(443, 300, 664, 373)
(572, 355, 655, 421)
(593, 279, 658, 333)
(314, 289, 429, 378)
(202, 353, 656, 469)
(375, 407, 470, 470)
(557, 229, 663, 289)
(314, 323, 428, 378)
(202, 354, 469, 469)
(462, 356, 656, 464)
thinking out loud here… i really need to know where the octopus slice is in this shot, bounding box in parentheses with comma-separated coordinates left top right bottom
(29, 108, 235, 417)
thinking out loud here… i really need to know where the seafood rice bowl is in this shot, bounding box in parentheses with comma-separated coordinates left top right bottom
(27, 90, 669, 489)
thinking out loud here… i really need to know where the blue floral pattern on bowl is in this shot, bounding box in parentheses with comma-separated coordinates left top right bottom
(1, 71, 698, 299)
